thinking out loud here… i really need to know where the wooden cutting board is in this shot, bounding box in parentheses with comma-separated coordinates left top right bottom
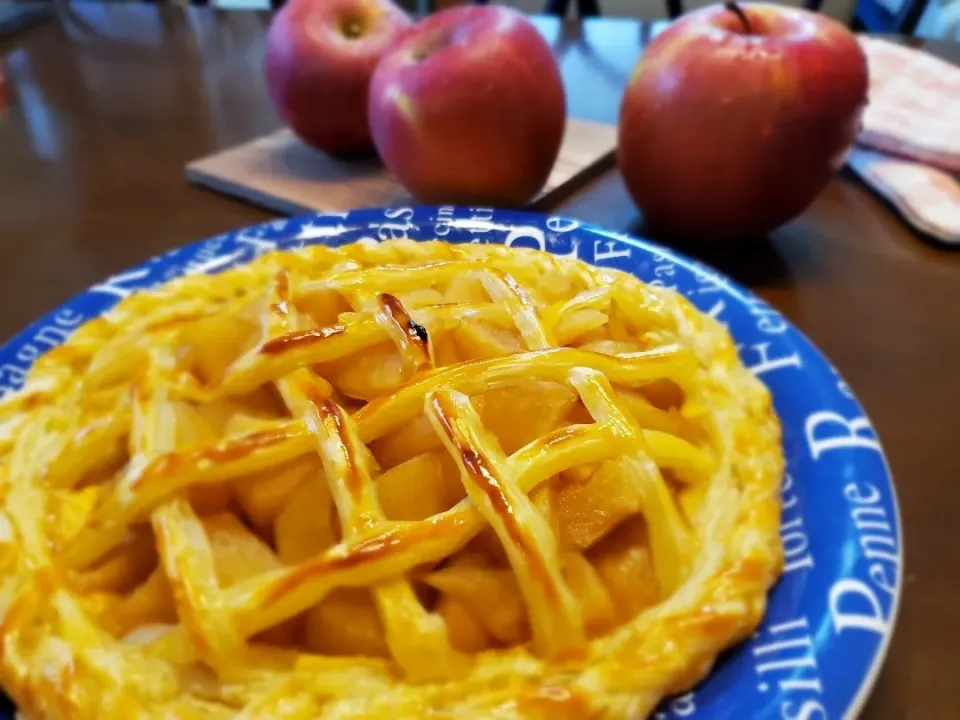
(186, 118, 617, 215)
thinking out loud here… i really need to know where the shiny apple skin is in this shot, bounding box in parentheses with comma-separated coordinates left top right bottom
(618, 3, 868, 240)
(368, 5, 566, 206)
(265, 0, 411, 155)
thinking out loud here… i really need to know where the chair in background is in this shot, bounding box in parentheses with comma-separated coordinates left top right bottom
(182, 0, 287, 8)
(853, 0, 937, 33)
(481, 0, 855, 24)
(184, 0, 929, 35)
(914, 0, 960, 38)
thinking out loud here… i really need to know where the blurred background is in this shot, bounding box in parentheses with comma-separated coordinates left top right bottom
(1, 0, 957, 38)
(197, 0, 960, 38)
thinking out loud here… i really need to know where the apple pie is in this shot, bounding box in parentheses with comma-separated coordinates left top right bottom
(0, 239, 783, 719)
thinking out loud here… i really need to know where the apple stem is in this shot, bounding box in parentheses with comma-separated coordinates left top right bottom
(724, 2, 752, 33)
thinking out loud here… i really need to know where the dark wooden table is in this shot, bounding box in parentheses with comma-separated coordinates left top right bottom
(0, 4, 957, 717)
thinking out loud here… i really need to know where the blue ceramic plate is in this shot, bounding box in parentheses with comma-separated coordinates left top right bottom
(0, 207, 901, 719)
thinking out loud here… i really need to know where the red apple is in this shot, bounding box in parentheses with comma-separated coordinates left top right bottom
(618, 2, 868, 240)
(264, 0, 411, 155)
(368, 6, 565, 206)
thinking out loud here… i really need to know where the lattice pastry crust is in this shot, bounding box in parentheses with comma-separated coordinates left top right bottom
(0, 239, 783, 719)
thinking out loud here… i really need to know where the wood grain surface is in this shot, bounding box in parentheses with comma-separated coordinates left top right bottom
(186, 118, 617, 214)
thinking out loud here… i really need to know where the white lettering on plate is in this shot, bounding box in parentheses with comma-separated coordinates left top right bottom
(751, 616, 825, 719)
(780, 473, 814, 575)
(546, 217, 580, 233)
(703, 298, 726, 319)
(747, 297, 788, 334)
(0, 308, 86, 400)
(829, 578, 889, 637)
(693, 269, 726, 295)
(805, 411, 881, 460)
(464, 208, 494, 231)
(89, 267, 153, 299)
(183, 249, 246, 276)
(235, 233, 279, 256)
(383, 207, 414, 221)
(593, 240, 631, 263)
(826, 479, 899, 639)
(741, 341, 802, 377)
(298, 222, 348, 240)
(653, 692, 696, 719)
(433, 206, 455, 236)
(654, 262, 675, 278)
(377, 208, 416, 240)
(504, 226, 546, 252)
(843, 482, 899, 573)
(781, 701, 827, 720)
